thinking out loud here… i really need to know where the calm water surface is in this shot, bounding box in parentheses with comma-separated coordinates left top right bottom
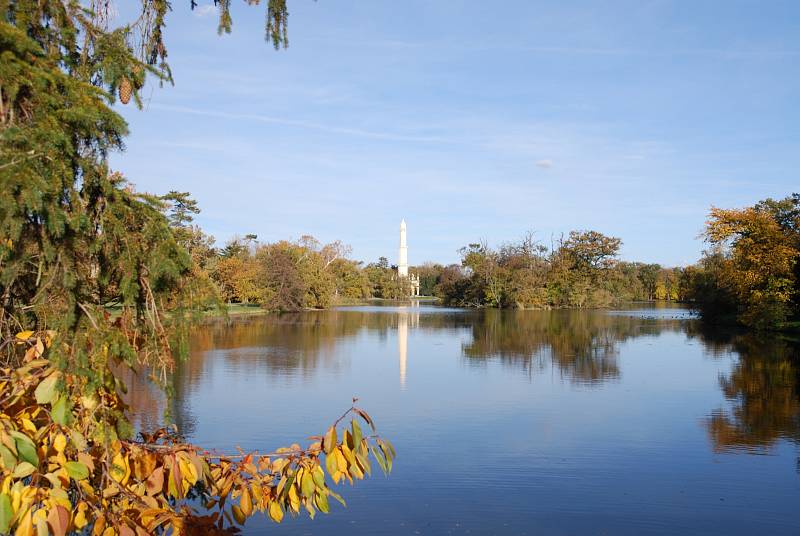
(130, 303, 800, 535)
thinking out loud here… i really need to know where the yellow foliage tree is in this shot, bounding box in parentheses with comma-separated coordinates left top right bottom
(213, 257, 260, 304)
(0, 334, 394, 535)
(705, 204, 799, 328)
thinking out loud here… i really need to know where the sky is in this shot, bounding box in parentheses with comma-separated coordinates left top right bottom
(112, 0, 800, 267)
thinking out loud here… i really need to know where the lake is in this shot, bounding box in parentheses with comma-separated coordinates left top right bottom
(129, 303, 800, 535)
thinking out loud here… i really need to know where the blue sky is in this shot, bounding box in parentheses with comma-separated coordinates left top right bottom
(112, 1, 800, 267)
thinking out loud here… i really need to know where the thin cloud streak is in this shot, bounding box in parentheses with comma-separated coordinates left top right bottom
(148, 103, 453, 144)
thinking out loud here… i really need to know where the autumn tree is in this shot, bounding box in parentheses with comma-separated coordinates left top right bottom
(213, 255, 260, 304)
(245, 237, 360, 311)
(435, 265, 471, 305)
(702, 195, 799, 328)
(561, 230, 621, 273)
(329, 259, 372, 301)
(256, 242, 308, 312)
(498, 233, 550, 308)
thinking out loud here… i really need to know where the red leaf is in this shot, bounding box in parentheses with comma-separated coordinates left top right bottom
(47, 505, 69, 536)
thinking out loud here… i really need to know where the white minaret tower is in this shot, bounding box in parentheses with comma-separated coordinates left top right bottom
(398, 219, 409, 277)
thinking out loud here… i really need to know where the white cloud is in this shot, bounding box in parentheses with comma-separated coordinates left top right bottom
(193, 5, 217, 18)
(536, 159, 554, 169)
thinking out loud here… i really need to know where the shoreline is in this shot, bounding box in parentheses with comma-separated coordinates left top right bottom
(201, 302, 800, 336)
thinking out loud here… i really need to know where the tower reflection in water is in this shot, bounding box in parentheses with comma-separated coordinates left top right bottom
(397, 302, 420, 390)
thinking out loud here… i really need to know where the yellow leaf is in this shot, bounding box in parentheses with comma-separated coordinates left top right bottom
(323, 426, 337, 454)
(15, 331, 34, 341)
(289, 484, 300, 514)
(35, 516, 48, 536)
(177, 454, 197, 485)
(14, 508, 33, 536)
(340, 443, 356, 467)
(52, 434, 67, 454)
(334, 448, 347, 472)
(240, 486, 253, 517)
(91, 515, 106, 536)
(19, 419, 36, 435)
(231, 505, 246, 525)
(268, 500, 284, 523)
(301, 470, 315, 497)
(110, 453, 130, 484)
(250, 481, 263, 505)
(288, 484, 300, 513)
(74, 508, 88, 530)
(325, 451, 338, 476)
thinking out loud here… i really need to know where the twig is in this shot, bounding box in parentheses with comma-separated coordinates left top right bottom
(78, 303, 99, 330)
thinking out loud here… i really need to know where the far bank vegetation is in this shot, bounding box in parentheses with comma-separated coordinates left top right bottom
(173, 191, 799, 332)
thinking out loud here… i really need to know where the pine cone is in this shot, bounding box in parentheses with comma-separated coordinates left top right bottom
(118, 77, 132, 104)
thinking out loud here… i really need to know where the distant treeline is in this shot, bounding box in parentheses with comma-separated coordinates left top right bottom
(209, 237, 413, 310)
(420, 192, 800, 330)
(413, 231, 690, 309)
(200, 230, 687, 314)
(166, 191, 799, 330)
(165, 192, 415, 311)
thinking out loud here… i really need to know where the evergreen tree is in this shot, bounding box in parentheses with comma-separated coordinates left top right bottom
(0, 4, 395, 534)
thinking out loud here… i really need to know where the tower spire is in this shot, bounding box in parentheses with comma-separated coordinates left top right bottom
(398, 219, 408, 277)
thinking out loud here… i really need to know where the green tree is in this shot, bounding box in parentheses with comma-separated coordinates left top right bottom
(637, 263, 662, 300)
(440, 231, 628, 309)
(0, 19, 196, 358)
(415, 262, 445, 297)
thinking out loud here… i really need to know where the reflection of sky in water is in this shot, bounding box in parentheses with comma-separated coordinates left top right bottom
(605, 306, 699, 320)
(127, 305, 800, 535)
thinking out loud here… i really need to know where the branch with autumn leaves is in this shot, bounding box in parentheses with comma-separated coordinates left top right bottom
(0, 333, 395, 535)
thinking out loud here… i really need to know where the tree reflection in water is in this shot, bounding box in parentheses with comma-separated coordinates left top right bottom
(692, 329, 800, 455)
(124, 306, 800, 465)
(461, 309, 686, 384)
